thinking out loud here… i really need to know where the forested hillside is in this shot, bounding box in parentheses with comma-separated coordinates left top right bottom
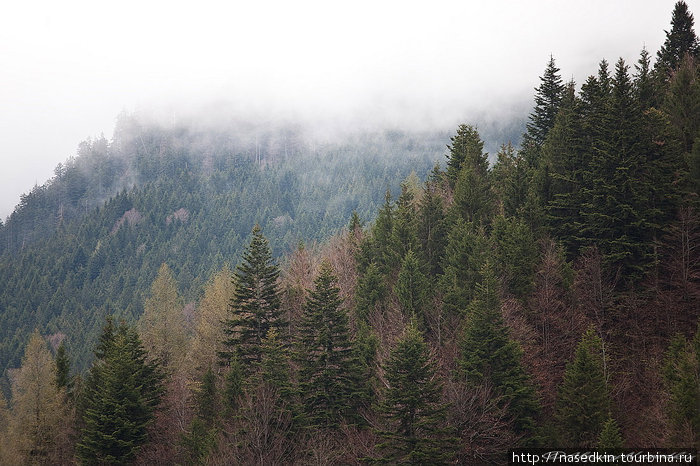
(1, 2, 699, 464)
(0, 117, 455, 379)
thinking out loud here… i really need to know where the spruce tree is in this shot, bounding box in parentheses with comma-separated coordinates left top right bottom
(656, 1, 700, 76)
(597, 417, 623, 450)
(440, 218, 489, 315)
(417, 184, 447, 276)
(77, 321, 164, 464)
(522, 56, 566, 168)
(391, 180, 419, 264)
(375, 323, 457, 464)
(556, 327, 610, 448)
(395, 250, 429, 325)
(220, 225, 283, 372)
(55, 340, 71, 392)
(492, 215, 538, 300)
(355, 262, 386, 322)
(662, 330, 700, 444)
(445, 124, 488, 184)
(296, 261, 363, 428)
(457, 263, 540, 440)
(372, 189, 397, 274)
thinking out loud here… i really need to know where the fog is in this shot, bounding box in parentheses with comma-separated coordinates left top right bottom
(0, 0, 695, 219)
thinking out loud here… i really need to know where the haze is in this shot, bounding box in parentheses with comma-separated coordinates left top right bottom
(0, 0, 694, 219)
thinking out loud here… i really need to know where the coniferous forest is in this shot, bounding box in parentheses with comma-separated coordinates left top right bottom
(1, 2, 700, 464)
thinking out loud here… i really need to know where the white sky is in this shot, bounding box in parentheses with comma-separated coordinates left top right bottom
(0, 0, 696, 219)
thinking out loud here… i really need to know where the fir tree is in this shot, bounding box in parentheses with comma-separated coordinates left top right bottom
(296, 261, 363, 428)
(492, 215, 538, 299)
(445, 124, 488, 184)
(55, 340, 71, 392)
(597, 417, 623, 450)
(522, 56, 566, 168)
(417, 184, 447, 276)
(440, 218, 489, 315)
(457, 263, 540, 440)
(634, 47, 656, 110)
(395, 250, 429, 325)
(556, 327, 610, 448)
(656, 1, 700, 76)
(355, 262, 386, 322)
(391, 180, 419, 264)
(375, 323, 457, 464)
(662, 331, 700, 444)
(220, 225, 283, 372)
(77, 321, 164, 464)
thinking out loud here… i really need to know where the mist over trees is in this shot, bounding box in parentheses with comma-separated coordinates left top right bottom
(0, 1, 699, 463)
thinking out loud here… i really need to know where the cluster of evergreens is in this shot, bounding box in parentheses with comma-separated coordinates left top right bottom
(1, 1, 699, 463)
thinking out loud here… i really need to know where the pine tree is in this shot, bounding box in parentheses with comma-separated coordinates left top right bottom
(375, 323, 457, 464)
(457, 263, 540, 440)
(656, 1, 700, 76)
(220, 225, 283, 372)
(77, 321, 164, 464)
(446, 124, 488, 184)
(556, 327, 610, 448)
(296, 261, 363, 428)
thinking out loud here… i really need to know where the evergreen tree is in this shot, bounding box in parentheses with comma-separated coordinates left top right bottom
(440, 218, 489, 315)
(634, 47, 657, 110)
(417, 183, 447, 276)
(452, 162, 494, 227)
(663, 55, 700, 153)
(375, 323, 457, 464)
(372, 189, 398, 274)
(582, 58, 651, 280)
(55, 340, 71, 392)
(220, 225, 283, 372)
(395, 250, 429, 325)
(662, 330, 700, 444)
(445, 124, 488, 184)
(556, 327, 610, 448)
(77, 320, 164, 464)
(355, 262, 386, 322)
(492, 143, 529, 218)
(457, 263, 540, 440)
(390, 180, 419, 264)
(597, 417, 623, 450)
(522, 56, 566, 168)
(492, 215, 538, 299)
(259, 328, 295, 407)
(656, 1, 700, 76)
(296, 261, 363, 428)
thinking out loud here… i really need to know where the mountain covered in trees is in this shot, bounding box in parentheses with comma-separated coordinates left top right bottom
(1, 2, 700, 464)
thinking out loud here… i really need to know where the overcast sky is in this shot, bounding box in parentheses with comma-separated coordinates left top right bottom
(0, 0, 696, 219)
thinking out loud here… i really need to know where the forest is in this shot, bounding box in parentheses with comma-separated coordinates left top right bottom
(1, 2, 699, 464)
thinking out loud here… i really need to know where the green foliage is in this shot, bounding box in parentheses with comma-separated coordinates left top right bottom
(445, 124, 488, 184)
(556, 327, 610, 448)
(295, 261, 364, 428)
(55, 341, 71, 392)
(598, 417, 623, 450)
(457, 263, 540, 440)
(375, 324, 457, 465)
(663, 330, 700, 444)
(655, 1, 700, 76)
(220, 225, 283, 372)
(395, 250, 429, 325)
(355, 262, 386, 322)
(440, 218, 489, 315)
(417, 184, 447, 276)
(77, 319, 164, 464)
(492, 215, 538, 299)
